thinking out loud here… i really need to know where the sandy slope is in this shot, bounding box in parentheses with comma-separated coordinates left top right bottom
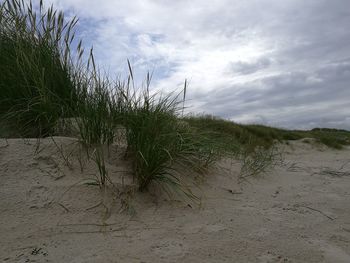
(0, 137, 350, 263)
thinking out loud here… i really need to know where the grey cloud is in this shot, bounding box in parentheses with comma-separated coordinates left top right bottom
(228, 58, 271, 75)
(196, 61, 350, 129)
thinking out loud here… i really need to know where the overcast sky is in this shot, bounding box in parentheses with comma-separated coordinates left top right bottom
(50, 0, 350, 130)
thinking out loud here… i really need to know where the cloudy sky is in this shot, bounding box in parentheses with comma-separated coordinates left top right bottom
(50, 0, 350, 130)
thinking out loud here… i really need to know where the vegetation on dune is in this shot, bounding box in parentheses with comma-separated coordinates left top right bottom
(184, 115, 350, 150)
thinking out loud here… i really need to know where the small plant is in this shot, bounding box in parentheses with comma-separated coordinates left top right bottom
(92, 146, 109, 187)
(238, 143, 282, 181)
(50, 136, 75, 169)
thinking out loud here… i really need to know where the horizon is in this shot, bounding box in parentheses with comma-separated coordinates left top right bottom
(48, 0, 350, 130)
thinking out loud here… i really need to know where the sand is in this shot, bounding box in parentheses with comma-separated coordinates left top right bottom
(0, 137, 350, 262)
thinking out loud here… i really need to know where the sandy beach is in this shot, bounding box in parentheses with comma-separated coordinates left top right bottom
(0, 137, 349, 262)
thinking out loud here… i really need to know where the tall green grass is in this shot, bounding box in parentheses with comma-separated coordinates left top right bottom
(118, 76, 216, 193)
(74, 72, 119, 147)
(0, 0, 81, 136)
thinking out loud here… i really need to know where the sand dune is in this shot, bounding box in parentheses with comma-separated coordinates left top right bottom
(0, 138, 350, 262)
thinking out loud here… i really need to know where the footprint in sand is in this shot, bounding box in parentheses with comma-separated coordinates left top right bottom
(35, 155, 65, 180)
(151, 239, 186, 259)
(26, 185, 52, 209)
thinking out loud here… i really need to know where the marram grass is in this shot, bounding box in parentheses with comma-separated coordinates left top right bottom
(0, 0, 81, 136)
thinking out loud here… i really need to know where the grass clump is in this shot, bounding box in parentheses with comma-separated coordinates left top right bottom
(239, 144, 283, 180)
(0, 0, 80, 137)
(184, 115, 284, 179)
(122, 86, 216, 194)
(311, 128, 350, 149)
(74, 72, 119, 147)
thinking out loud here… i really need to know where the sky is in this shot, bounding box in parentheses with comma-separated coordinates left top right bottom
(49, 0, 350, 130)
